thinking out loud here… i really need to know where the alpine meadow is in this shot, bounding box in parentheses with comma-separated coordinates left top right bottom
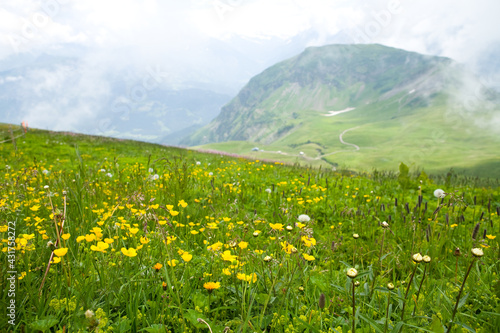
(0, 124, 498, 332)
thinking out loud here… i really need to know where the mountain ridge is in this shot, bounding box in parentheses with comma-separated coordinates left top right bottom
(181, 43, 500, 176)
(182, 44, 463, 145)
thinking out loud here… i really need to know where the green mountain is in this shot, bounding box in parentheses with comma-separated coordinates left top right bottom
(181, 44, 500, 176)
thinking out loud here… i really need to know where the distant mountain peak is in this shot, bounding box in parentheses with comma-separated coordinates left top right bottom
(182, 44, 461, 146)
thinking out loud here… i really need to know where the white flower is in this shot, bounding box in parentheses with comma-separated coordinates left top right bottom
(42, 169, 49, 175)
(148, 168, 154, 173)
(106, 173, 113, 178)
(265, 188, 272, 194)
(209, 172, 213, 176)
(44, 185, 49, 189)
(434, 189, 445, 198)
(99, 169, 106, 173)
(381, 221, 389, 228)
(299, 151, 304, 155)
(152, 174, 159, 180)
(196, 161, 201, 165)
(471, 248, 484, 257)
(85, 309, 94, 318)
(423, 255, 431, 263)
(5, 165, 10, 170)
(412, 253, 423, 263)
(298, 214, 310, 222)
(347, 268, 358, 278)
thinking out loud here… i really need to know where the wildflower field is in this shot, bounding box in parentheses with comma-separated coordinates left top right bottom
(1, 126, 499, 332)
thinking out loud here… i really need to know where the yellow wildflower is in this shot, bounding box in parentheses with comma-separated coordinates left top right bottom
(121, 247, 137, 257)
(53, 248, 68, 257)
(181, 252, 193, 262)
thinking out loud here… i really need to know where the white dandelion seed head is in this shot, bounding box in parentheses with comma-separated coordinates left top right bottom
(298, 214, 310, 222)
(434, 189, 446, 198)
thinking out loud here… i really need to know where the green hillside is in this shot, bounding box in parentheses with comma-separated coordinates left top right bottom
(183, 44, 500, 177)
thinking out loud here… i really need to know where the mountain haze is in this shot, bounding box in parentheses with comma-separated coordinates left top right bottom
(0, 53, 231, 144)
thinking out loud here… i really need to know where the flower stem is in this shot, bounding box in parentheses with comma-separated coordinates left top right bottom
(379, 229, 386, 270)
(401, 263, 418, 323)
(412, 264, 428, 316)
(353, 242, 356, 266)
(446, 258, 476, 333)
(384, 291, 391, 333)
(352, 281, 356, 333)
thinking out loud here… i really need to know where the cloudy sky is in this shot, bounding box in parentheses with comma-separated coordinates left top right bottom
(1, 0, 499, 135)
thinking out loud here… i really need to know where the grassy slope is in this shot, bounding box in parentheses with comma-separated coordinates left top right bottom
(0, 124, 198, 168)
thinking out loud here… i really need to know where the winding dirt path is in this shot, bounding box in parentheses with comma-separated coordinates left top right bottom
(260, 126, 361, 160)
(338, 127, 360, 150)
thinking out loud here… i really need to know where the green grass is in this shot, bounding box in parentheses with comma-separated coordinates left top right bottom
(1, 125, 499, 332)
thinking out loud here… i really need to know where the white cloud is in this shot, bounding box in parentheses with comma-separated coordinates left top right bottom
(1, 0, 499, 68)
(19, 62, 111, 131)
(1, 0, 499, 136)
(0, 75, 23, 84)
